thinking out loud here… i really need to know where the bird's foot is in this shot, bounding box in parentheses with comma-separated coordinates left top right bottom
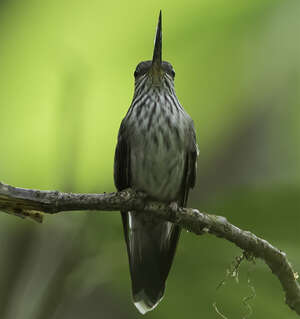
(135, 190, 148, 199)
(168, 201, 179, 213)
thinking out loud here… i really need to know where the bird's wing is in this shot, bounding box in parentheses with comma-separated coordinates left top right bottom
(114, 119, 131, 246)
(179, 124, 198, 207)
(160, 124, 198, 279)
(114, 119, 131, 191)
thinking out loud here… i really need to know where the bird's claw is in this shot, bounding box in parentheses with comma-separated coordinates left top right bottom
(168, 201, 179, 212)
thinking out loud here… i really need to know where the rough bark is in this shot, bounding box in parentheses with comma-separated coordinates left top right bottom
(0, 181, 299, 315)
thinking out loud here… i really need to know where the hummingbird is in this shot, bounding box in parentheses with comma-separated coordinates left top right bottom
(114, 11, 198, 314)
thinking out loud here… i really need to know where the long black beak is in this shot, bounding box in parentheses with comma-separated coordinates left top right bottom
(151, 11, 162, 83)
(152, 11, 162, 68)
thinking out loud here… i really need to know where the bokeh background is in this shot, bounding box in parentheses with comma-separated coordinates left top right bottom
(0, 0, 300, 318)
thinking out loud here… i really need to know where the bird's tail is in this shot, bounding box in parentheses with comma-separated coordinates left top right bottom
(121, 211, 180, 314)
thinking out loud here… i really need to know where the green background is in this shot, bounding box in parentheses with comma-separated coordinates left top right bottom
(0, 0, 300, 318)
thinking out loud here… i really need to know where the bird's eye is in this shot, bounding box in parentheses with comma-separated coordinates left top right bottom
(166, 68, 175, 78)
(134, 61, 152, 78)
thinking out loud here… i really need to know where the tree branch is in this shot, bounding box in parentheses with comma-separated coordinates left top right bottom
(0, 181, 299, 315)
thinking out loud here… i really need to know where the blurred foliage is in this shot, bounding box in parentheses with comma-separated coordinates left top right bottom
(0, 0, 300, 318)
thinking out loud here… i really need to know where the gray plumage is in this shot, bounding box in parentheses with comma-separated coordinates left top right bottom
(114, 11, 198, 314)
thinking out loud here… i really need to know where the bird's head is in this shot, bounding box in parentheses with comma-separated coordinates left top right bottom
(133, 11, 175, 89)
